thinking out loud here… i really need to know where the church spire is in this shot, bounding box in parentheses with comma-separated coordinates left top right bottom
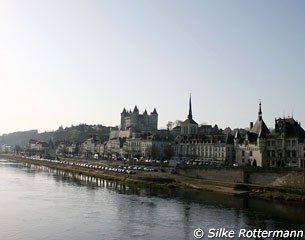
(258, 99, 262, 121)
(188, 93, 193, 120)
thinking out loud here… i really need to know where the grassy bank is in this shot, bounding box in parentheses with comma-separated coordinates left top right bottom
(2, 154, 305, 202)
(1, 155, 184, 189)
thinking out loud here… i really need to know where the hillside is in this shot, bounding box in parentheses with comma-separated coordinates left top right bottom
(0, 124, 115, 147)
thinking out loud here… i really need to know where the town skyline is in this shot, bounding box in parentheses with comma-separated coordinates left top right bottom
(1, 1, 305, 134)
(0, 98, 300, 135)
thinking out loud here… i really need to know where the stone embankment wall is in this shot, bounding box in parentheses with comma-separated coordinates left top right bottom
(176, 166, 305, 188)
(176, 166, 246, 183)
(247, 170, 304, 188)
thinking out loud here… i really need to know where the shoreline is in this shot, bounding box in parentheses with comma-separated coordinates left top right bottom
(2, 154, 305, 203)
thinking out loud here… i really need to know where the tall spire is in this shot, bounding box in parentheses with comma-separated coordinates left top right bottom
(188, 93, 193, 120)
(258, 99, 262, 121)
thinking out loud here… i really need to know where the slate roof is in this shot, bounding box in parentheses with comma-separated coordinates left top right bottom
(250, 118, 270, 138)
(273, 118, 305, 138)
(182, 118, 198, 125)
(225, 134, 235, 144)
(246, 132, 259, 143)
(249, 101, 270, 138)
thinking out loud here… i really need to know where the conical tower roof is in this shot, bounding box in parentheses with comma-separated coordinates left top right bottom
(133, 105, 139, 113)
(250, 100, 270, 138)
(152, 108, 158, 114)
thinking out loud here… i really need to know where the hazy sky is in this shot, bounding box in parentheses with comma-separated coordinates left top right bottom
(1, 0, 305, 134)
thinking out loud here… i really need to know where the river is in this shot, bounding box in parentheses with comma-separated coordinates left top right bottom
(0, 158, 304, 240)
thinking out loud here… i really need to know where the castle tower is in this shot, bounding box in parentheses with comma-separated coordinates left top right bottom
(150, 108, 158, 131)
(129, 105, 139, 131)
(121, 108, 127, 130)
(133, 105, 139, 115)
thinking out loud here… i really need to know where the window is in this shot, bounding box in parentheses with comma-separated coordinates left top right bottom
(242, 150, 245, 157)
(292, 150, 297, 158)
(286, 150, 290, 157)
(250, 151, 253, 156)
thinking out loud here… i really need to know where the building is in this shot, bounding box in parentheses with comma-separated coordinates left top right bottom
(234, 101, 305, 168)
(0, 144, 13, 153)
(29, 139, 50, 152)
(106, 105, 159, 159)
(180, 95, 198, 135)
(80, 135, 103, 159)
(56, 143, 79, 157)
(173, 95, 234, 165)
(104, 106, 175, 160)
(174, 134, 234, 165)
(120, 106, 158, 132)
(123, 133, 173, 160)
(105, 138, 125, 160)
(234, 101, 270, 167)
(266, 117, 305, 168)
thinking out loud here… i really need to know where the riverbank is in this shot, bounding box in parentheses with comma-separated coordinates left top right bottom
(2, 154, 305, 202)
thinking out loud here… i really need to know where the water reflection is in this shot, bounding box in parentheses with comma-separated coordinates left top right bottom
(1, 159, 305, 240)
(21, 162, 305, 224)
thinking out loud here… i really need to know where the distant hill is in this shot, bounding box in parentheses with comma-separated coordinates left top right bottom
(0, 124, 115, 147)
(51, 124, 115, 145)
(0, 130, 42, 147)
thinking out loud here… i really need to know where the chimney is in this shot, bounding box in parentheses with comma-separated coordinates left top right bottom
(250, 122, 253, 129)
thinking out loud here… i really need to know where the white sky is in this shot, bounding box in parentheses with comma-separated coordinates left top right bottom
(1, 0, 305, 134)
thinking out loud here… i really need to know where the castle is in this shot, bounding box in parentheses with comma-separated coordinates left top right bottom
(234, 101, 305, 167)
(120, 106, 158, 133)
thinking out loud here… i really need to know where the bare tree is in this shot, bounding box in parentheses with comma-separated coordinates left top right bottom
(166, 121, 173, 130)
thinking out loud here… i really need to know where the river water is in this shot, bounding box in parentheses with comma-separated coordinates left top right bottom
(0, 158, 304, 240)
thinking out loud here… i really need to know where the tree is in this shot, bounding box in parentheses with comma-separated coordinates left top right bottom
(173, 120, 182, 128)
(166, 121, 173, 131)
(14, 145, 22, 154)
